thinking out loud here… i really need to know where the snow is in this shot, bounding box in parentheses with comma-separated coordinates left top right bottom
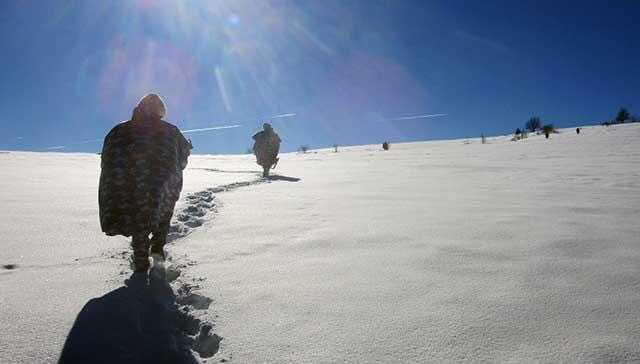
(1, 124, 639, 362)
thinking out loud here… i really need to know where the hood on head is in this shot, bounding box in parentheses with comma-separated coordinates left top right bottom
(133, 93, 166, 121)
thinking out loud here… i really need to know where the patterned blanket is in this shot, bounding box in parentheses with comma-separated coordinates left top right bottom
(99, 118, 191, 237)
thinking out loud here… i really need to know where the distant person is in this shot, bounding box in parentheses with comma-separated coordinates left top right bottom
(252, 122, 281, 177)
(576, 127, 580, 134)
(545, 130, 550, 139)
(99, 94, 192, 273)
(382, 141, 390, 150)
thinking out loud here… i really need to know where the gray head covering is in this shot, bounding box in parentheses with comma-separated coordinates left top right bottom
(133, 93, 166, 121)
(263, 122, 272, 131)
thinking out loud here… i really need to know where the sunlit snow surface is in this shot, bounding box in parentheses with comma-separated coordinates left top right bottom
(1, 124, 639, 362)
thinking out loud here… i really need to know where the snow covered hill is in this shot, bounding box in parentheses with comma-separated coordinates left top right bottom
(1, 123, 639, 363)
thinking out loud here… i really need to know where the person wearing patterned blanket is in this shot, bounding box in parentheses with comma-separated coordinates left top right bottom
(252, 123, 281, 177)
(99, 94, 192, 272)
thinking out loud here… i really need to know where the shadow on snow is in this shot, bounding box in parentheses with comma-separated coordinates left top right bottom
(58, 175, 300, 363)
(58, 270, 220, 364)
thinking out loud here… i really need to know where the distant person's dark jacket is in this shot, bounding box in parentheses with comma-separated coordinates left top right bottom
(99, 117, 191, 237)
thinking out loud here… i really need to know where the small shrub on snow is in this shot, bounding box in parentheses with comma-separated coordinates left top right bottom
(616, 107, 631, 123)
(542, 124, 555, 134)
(526, 117, 541, 132)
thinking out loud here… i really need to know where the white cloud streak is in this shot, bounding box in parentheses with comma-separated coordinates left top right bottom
(181, 124, 242, 134)
(270, 113, 297, 119)
(44, 138, 102, 150)
(389, 113, 448, 121)
(41, 112, 295, 150)
(77, 138, 103, 144)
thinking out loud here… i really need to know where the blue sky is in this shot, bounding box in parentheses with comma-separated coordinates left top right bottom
(0, 0, 638, 153)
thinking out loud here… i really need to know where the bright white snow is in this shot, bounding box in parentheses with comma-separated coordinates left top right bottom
(1, 124, 639, 362)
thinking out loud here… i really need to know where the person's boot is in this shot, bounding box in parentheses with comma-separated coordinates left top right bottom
(131, 234, 151, 273)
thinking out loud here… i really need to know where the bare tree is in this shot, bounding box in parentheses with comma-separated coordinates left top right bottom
(525, 117, 541, 133)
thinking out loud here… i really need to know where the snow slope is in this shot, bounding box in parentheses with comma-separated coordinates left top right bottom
(1, 124, 639, 363)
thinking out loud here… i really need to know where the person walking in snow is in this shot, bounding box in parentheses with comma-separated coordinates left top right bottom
(252, 122, 281, 177)
(99, 94, 192, 273)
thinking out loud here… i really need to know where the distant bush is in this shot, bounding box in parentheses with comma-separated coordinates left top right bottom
(299, 145, 309, 153)
(542, 124, 555, 138)
(525, 117, 541, 132)
(616, 107, 631, 123)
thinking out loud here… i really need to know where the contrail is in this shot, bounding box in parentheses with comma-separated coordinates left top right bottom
(41, 112, 296, 150)
(270, 113, 297, 119)
(389, 113, 448, 121)
(181, 124, 242, 134)
(44, 138, 102, 150)
(77, 138, 103, 144)
(179, 112, 296, 135)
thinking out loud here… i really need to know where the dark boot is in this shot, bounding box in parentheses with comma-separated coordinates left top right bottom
(131, 233, 151, 273)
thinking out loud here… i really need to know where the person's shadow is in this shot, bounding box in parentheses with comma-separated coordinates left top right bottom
(58, 270, 215, 364)
(267, 174, 301, 182)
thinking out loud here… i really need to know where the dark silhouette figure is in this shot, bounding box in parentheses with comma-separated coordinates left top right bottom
(99, 94, 192, 272)
(382, 141, 390, 150)
(576, 127, 580, 134)
(58, 272, 219, 364)
(252, 123, 281, 177)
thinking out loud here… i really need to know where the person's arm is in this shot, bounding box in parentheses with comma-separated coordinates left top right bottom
(175, 126, 192, 170)
(100, 126, 120, 169)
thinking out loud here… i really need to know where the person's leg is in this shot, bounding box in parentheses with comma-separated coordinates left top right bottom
(262, 165, 270, 177)
(131, 232, 151, 272)
(150, 221, 169, 260)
